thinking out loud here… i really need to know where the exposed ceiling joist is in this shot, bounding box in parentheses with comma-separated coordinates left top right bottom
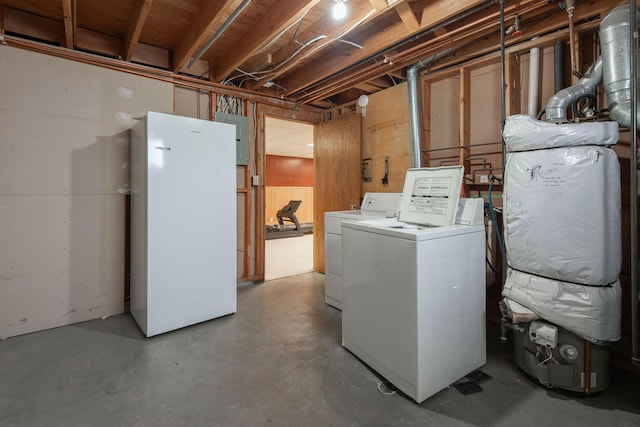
(61, 0, 73, 48)
(248, 0, 395, 90)
(214, 0, 321, 81)
(280, 0, 492, 96)
(2, 0, 627, 109)
(172, 0, 238, 73)
(124, 0, 153, 62)
(395, 1, 419, 32)
(420, 0, 487, 27)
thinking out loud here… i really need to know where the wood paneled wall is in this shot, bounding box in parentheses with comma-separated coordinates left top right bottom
(313, 113, 362, 273)
(362, 83, 412, 193)
(265, 186, 313, 225)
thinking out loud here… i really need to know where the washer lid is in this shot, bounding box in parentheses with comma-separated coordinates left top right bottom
(397, 166, 464, 227)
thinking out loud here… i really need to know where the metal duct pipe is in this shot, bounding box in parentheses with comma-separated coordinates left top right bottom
(407, 64, 425, 168)
(407, 47, 461, 168)
(601, 5, 640, 129)
(187, 0, 252, 69)
(528, 47, 540, 116)
(630, 0, 639, 367)
(500, 0, 507, 286)
(544, 57, 602, 122)
(554, 41, 564, 93)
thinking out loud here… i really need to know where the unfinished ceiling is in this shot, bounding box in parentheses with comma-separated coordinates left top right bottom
(0, 1, 622, 109)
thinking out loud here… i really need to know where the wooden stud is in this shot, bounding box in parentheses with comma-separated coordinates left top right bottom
(61, 0, 73, 48)
(124, 0, 153, 62)
(505, 53, 521, 116)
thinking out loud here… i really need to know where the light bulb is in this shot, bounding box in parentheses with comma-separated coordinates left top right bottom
(333, 1, 347, 19)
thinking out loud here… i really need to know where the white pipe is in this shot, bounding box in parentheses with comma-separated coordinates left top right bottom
(528, 47, 540, 116)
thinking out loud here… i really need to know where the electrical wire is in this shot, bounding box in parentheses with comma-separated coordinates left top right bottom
(540, 345, 559, 365)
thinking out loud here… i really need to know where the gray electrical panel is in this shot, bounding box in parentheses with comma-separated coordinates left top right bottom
(215, 112, 249, 165)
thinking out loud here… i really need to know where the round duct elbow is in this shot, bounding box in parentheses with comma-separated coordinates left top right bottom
(544, 57, 602, 122)
(600, 5, 640, 128)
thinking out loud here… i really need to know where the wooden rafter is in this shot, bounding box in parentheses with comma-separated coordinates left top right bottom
(124, 0, 153, 62)
(420, 0, 486, 28)
(395, 1, 419, 32)
(172, 0, 237, 73)
(248, 0, 394, 89)
(214, 0, 321, 81)
(61, 0, 73, 48)
(0, 2, 4, 41)
(293, 0, 559, 104)
(280, 0, 495, 96)
(368, 0, 389, 10)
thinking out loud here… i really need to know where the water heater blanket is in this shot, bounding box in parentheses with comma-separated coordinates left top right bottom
(503, 269, 621, 343)
(503, 114, 618, 151)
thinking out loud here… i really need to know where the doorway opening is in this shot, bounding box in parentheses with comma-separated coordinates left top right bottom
(264, 116, 315, 281)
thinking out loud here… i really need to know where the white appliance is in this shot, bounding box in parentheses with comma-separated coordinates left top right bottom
(130, 112, 237, 337)
(341, 166, 486, 403)
(324, 193, 401, 309)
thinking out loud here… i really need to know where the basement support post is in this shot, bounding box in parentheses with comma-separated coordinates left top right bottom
(630, 0, 639, 367)
(499, 0, 507, 287)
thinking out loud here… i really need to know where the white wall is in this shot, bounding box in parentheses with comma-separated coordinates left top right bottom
(0, 45, 173, 339)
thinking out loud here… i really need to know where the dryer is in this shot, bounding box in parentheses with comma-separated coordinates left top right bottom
(341, 167, 486, 403)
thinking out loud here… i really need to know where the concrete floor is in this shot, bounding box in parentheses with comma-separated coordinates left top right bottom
(1, 272, 639, 427)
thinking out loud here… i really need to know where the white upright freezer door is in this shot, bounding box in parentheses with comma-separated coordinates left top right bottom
(134, 111, 237, 337)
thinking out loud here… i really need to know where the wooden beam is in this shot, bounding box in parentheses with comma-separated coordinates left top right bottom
(420, 0, 486, 28)
(368, 0, 388, 10)
(4, 7, 61, 45)
(281, 0, 516, 97)
(213, 0, 321, 81)
(0, 3, 5, 42)
(124, 0, 153, 62)
(355, 82, 380, 92)
(172, 0, 237, 73)
(395, 1, 419, 32)
(75, 27, 119, 58)
(250, 0, 392, 89)
(292, 0, 556, 104)
(131, 42, 169, 68)
(61, 0, 73, 48)
(424, 1, 608, 76)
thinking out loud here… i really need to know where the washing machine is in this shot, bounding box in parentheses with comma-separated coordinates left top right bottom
(341, 166, 486, 403)
(324, 192, 401, 309)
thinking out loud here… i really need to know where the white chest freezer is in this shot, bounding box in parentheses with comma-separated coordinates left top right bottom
(341, 166, 486, 403)
(324, 193, 401, 309)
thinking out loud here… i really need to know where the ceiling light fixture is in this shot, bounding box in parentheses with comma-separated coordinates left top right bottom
(333, 0, 347, 20)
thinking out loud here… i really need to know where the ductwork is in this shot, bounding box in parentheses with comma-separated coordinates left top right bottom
(407, 61, 428, 168)
(601, 5, 640, 128)
(544, 57, 602, 122)
(544, 5, 640, 127)
(407, 47, 461, 168)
